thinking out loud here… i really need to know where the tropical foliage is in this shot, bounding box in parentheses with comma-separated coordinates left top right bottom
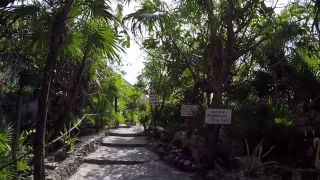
(2, 0, 320, 178)
(0, 0, 149, 178)
(0, 119, 31, 179)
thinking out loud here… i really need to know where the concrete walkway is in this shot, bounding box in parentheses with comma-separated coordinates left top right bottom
(69, 126, 194, 180)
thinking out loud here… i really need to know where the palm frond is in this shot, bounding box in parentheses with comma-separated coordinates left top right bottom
(124, 0, 172, 36)
(80, 0, 119, 23)
(30, 28, 51, 52)
(85, 22, 124, 61)
(60, 31, 83, 58)
(1, 4, 41, 24)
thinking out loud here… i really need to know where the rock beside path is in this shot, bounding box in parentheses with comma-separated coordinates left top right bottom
(46, 132, 103, 180)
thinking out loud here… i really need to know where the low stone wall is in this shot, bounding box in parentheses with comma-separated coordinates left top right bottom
(45, 135, 102, 180)
(146, 138, 208, 173)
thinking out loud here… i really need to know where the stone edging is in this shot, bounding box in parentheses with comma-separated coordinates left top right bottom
(45, 135, 102, 180)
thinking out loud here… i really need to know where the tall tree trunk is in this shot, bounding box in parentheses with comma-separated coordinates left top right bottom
(205, 0, 234, 168)
(33, 1, 73, 179)
(114, 95, 118, 113)
(51, 48, 89, 139)
(206, 79, 223, 168)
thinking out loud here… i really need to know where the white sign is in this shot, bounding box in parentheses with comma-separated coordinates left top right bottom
(205, 109, 232, 124)
(181, 105, 198, 117)
(149, 94, 158, 106)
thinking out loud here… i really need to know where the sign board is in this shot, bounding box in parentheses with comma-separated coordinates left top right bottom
(14, 72, 39, 89)
(149, 94, 159, 106)
(181, 105, 198, 117)
(205, 109, 232, 124)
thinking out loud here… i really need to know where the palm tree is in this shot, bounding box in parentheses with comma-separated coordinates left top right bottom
(33, 0, 74, 179)
(50, 20, 125, 139)
(1, 0, 129, 178)
(32, 0, 128, 178)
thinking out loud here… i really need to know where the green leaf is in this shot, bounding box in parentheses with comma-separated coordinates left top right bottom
(17, 160, 30, 171)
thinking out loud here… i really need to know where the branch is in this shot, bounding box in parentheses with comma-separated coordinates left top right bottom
(235, 14, 254, 34)
(234, 34, 267, 60)
(307, 93, 320, 109)
(266, 59, 282, 68)
(45, 114, 96, 147)
(168, 36, 199, 81)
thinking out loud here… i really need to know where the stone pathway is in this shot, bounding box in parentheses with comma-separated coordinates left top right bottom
(69, 126, 195, 180)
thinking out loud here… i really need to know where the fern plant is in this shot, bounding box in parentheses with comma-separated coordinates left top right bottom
(0, 118, 14, 179)
(0, 118, 31, 179)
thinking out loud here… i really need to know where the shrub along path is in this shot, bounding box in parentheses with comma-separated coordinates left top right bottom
(69, 126, 195, 180)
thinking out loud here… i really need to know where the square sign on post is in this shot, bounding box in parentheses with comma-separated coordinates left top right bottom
(181, 105, 198, 117)
(205, 109, 232, 124)
(149, 94, 159, 106)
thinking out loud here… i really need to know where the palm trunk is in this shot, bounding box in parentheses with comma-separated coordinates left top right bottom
(52, 47, 89, 139)
(12, 78, 23, 180)
(33, 1, 73, 179)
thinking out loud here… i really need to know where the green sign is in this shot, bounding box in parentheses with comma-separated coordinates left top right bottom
(14, 72, 39, 89)
(22, 73, 39, 88)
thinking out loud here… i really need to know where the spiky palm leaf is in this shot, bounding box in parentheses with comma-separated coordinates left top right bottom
(60, 31, 83, 58)
(124, 0, 172, 36)
(0, 1, 41, 25)
(77, 0, 119, 23)
(82, 21, 125, 63)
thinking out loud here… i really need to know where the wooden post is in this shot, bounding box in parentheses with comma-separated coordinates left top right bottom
(186, 117, 192, 137)
(12, 74, 24, 180)
(149, 93, 158, 138)
(152, 106, 156, 138)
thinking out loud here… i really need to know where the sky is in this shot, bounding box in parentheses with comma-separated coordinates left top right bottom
(117, 2, 146, 85)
